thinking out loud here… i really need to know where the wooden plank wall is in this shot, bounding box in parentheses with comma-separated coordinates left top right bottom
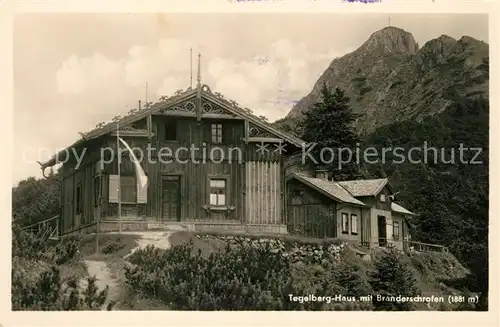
(245, 161, 281, 224)
(155, 157, 243, 221)
(62, 174, 73, 234)
(286, 204, 336, 238)
(59, 138, 104, 234)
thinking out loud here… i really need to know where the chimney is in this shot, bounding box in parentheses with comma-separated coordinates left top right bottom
(315, 169, 329, 180)
(138, 100, 142, 111)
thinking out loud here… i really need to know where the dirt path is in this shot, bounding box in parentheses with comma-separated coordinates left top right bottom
(79, 260, 119, 310)
(122, 231, 175, 257)
(81, 230, 178, 310)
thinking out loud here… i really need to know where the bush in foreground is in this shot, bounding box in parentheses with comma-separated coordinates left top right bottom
(125, 242, 326, 310)
(370, 248, 420, 311)
(11, 223, 108, 311)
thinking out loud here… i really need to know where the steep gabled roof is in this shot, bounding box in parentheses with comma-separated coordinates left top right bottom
(337, 178, 394, 197)
(289, 174, 414, 214)
(391, 202, 414, 216)
(39, 85, 305, 169)
(289, 173, 366, 207)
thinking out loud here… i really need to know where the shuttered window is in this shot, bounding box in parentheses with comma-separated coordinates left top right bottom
(109, 175, 147, 204)
(109, 175, 119, 203)
(137, 176, 147, 204)
(121, 176, 136, 203)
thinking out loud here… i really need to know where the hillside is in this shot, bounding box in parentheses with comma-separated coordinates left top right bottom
(282, 26, 489, 133)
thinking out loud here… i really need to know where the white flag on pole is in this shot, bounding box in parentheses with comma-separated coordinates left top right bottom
(118, 137, 148, 189)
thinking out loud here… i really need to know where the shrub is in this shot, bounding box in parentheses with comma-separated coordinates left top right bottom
(332, 250, 373, 298)
(125, 242, 326, 310)
(11, 223, 108, 310)
(12, 260, 108, 310)
(369, 249, 420, 311)
(101, 241, 125, 254)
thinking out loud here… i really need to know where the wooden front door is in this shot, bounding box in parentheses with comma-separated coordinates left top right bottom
(378, 215, 387, 246)
(161, 176, 181, 221)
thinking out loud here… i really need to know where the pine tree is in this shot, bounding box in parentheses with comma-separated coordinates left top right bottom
(297, 83, 362, 181)
(369, 249, 420, 311)
(333, 253, 372, 297)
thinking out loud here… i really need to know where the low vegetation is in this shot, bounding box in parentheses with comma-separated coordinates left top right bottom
(11, 223, 108, 310)
(11, 223, 141, 310)
(123, 232, 472, 311)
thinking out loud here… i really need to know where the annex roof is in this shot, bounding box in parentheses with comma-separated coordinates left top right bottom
(289, 173, 367, 207)
(337, 178, 394, 197)
(391, 202, 414, 216)
(289, 174, 414, 214)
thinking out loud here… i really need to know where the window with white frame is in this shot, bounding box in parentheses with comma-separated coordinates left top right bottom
(209, 179, 226, 206)
(351, 214, 358, 235)
(380, 194, 386, 202)
(342, 213, 349, 234)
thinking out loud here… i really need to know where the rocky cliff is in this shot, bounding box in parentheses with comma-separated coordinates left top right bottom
(284, 27, 489, 134)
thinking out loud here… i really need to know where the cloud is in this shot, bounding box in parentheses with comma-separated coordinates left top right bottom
(56, 53, 124, 95)
(55, 38, 352, 121)
(157, 76, 187, 97)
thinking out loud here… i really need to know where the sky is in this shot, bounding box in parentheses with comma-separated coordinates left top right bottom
(12, 13, 489, 185)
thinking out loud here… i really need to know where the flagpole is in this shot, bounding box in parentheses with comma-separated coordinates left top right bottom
(190, 48, 193, 88)
(117, 123, 122, 233)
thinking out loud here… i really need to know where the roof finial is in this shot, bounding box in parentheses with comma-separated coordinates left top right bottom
(197, 52, 201, 87)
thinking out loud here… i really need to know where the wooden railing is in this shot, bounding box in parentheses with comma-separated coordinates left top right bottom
(21, 216, 59, 239)
(404, 240, 448, 253)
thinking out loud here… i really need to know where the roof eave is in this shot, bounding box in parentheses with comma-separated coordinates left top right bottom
(290, 173, 367, 207)
(39, 89, 198, 169)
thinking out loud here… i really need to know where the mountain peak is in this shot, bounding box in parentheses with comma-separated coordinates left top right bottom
(283, 26, 489, 134)
(361, 26, 419, 55)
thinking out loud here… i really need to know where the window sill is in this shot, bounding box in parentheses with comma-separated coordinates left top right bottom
(202, 205, 236, 213)
(351, 232, 358, 235)
(341, 231, 349, 235)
